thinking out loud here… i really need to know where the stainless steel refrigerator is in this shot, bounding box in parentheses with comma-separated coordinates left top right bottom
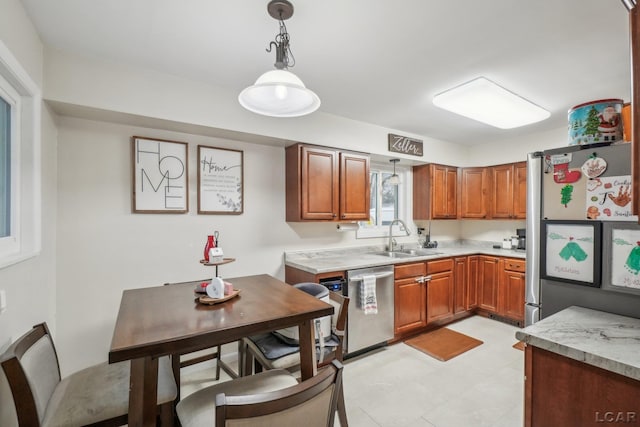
(526, 142, 640, 326)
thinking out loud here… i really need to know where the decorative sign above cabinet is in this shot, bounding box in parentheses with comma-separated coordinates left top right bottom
(388, 133, 423, 157)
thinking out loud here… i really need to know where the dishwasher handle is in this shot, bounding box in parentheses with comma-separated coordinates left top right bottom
(348, 271, 394, 282)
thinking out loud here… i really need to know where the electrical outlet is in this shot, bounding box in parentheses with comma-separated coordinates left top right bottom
(0, 289, 6, 314)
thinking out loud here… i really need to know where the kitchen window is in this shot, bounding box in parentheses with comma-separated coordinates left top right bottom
(0, 94, 10, 238)
(0, 40, 41, 268)
(357, 163, 409, 238)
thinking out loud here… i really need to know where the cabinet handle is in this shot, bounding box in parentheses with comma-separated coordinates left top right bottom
(332, 213, 337, 218)
(341, 214, 345, 219)
(423, 275, 432, 283)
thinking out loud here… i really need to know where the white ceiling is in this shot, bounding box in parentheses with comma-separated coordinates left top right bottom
(20, 0, 632, 146)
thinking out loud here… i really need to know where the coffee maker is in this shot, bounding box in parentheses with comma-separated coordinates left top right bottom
(516, 228, 526, 250)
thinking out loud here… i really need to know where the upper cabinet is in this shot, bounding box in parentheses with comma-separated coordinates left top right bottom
(413, 164, 458, 220)
(285, 143, 370, 222)
(490, 162, 527, 219)
(513, 162, 527, 219)
(460, 167, 490, 219)
(460, 161, 526, 220)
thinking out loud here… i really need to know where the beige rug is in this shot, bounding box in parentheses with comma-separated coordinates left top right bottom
(405, 328, 483, 361)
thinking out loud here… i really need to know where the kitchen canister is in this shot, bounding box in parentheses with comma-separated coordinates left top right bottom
(568, 99, 623, 146)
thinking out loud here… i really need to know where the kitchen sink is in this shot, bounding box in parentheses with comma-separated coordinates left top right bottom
(369, 251, 414, 258)
(369, 249, 443, 258)
(396, 248, 443, 256)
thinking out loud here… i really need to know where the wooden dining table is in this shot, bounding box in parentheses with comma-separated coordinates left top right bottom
(109, 274, 334, 427)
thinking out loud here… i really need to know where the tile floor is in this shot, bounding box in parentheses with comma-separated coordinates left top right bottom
(181, 315, 524, 427)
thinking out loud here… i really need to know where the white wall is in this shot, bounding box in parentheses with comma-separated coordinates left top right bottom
(0, 2, 56, 425)
(0, 0, 55, 350)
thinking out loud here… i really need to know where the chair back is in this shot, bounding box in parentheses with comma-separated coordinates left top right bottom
(327, 292, 349, 363)
(215, 360, 343, 427)
(0, 323, 62, 426)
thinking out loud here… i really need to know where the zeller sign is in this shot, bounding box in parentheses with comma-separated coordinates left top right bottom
(388, 134, 423, 157)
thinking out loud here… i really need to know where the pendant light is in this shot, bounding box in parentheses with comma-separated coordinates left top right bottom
(386, 159, 401, 186)
(238, 0, 320, 118)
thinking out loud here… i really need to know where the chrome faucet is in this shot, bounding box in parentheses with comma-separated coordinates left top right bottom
(388, 219, 411, 251)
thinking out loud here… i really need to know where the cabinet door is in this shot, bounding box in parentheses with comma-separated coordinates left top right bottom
(513, 161, 527, 219)
(454, 257, 467, 314)
(394, 276, 427, 335)
(431, 165, 458, 219)
(467, 255, 479, 310)
(500, 265, 525, 322)
(426, 271, 454, 324)
(412, 164, 457, 220)
(339, 152, 370, 221)
(300, 146, 339, 220)
(491, 164, 514, 218)
(478, 256, 499, 312)
(460, 167, 489, 218)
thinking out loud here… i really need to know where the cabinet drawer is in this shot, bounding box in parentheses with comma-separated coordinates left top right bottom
(503, 258, 526, 272)
(426, 258, 454, 274)
(395, 262, 426, 279)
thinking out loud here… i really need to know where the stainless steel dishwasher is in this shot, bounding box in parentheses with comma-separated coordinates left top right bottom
(345, 265, 394, 356)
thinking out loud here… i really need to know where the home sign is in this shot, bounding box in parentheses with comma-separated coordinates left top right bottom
(388, 134, 423, 157)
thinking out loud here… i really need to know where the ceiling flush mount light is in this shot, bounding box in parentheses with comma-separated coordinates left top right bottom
(238, 0, 320, 118)
(432, 77, 550, 129)
(386, 159, 401, 185)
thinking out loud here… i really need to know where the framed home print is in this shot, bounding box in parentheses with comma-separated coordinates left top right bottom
(131, 136, 188, 213)
(602, 221, 640, 295)
(197, 145, 243, 214)
(541, 220, 602, 287)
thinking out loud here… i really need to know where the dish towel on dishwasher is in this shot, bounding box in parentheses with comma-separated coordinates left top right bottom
(360, 274, 378, 315)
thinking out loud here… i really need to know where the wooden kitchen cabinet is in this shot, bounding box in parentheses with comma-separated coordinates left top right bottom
(285, 143, 370, 222)
(466, 255, 479, 310)
(490, 162, 527, 219)
(478, 255, 500, 312)
(394, 262, 427, 335)
(460, 162, 526, 220)
(490, 164, 514, 219)
(413, 163, 458, 220)
(459, 167, 490, 219)
(453, 256, 467, 314)
(499, 258, 525, 324)
(426, 258, 455, 324)
(513, 162, 527, 219)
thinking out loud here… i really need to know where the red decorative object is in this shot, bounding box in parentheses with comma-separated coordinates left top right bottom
(203, 235, 215, 262)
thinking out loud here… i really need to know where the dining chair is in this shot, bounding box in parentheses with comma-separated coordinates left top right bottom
(0, 322, 177, 426)
(163, 279, 241, 399)
(243, 289, 349, 426)
(176, 359, 343, 427)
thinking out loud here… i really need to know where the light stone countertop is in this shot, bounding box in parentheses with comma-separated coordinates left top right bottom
(516, 306, 640, 381)
(284, 240, 525, 274)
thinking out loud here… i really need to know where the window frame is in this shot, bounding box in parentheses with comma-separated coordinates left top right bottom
(357, 162, 411, 239)
(0, 40, 42, 269)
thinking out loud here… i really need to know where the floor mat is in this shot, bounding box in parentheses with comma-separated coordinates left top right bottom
(405, 328, 483, 361)
(512, 341, 525, 351)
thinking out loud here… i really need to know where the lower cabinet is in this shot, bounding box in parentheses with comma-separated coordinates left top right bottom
(391, 254, 526, 338)
(425, 258, 455, 324)
(478, 255, 500, 312)
(466, 255, 479, 310)
(499, 258, 526, 324)
(394, 262, 427, 335)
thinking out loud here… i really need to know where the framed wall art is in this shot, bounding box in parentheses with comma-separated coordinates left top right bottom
(541, 220, 602, 287)
(602, 221, 640, 295)
(197, 145, 243, 214)
(131, 136, 188, 213)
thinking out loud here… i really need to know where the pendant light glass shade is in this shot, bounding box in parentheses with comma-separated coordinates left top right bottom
(238, 69, 320, 117)
(386, 158, 401, 185)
